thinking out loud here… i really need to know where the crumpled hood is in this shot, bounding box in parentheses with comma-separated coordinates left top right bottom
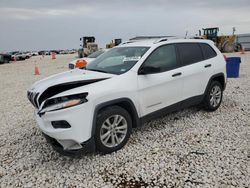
(28, 69, 113, 108)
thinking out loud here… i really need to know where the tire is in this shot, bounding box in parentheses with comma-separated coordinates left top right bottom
(203, 81, 223, 111)
(94, 106, 132, 154)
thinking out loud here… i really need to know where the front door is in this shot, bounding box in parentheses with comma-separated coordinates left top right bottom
(137, 44, 183, 116)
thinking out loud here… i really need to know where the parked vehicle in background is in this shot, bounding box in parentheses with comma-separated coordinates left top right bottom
(38, 51, 45, 55)
(59, 50, 77, 55)
(31, 51, 39, 56)
(11, 52, 31, 61)
(44, 51, 50, 55)
(0, 54, 11, 64)
(50, 50, 60, 55)
(9, 51, 19, 55)
(68, 50, 77, 54)
(59, 50, 68, 54)
(27, 38, 226, 155)
(69, 49, 109, 69)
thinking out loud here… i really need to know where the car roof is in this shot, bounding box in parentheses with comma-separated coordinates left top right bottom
(119, 38, 214, 48)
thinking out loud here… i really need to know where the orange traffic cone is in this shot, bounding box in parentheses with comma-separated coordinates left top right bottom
(34, 66, 40, 75)
(241, 47, 245, 54)
(52, 52, 56, 60)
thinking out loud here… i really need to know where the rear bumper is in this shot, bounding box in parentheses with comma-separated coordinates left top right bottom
(43, 133, 95, 156)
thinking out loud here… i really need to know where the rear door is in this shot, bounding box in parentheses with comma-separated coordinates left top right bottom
(137, 44, 183, 116)
(176, 43, 209, 100)
(199, 43, 218, 83)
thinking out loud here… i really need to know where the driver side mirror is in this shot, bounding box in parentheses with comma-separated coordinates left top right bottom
(138, 66, 160, 75)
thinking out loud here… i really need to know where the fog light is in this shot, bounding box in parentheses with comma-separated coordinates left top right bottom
(51, 121, 71, 129)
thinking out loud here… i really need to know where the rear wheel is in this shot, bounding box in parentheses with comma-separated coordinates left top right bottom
(203, 81, 223, 111)
(95, 106, 132, 154)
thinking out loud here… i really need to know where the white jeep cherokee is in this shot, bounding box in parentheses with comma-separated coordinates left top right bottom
(27, 38, 226, 155)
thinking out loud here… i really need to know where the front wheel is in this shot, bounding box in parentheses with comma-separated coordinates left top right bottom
(95, 106, 132, 154)
(203, 81, 223, 111)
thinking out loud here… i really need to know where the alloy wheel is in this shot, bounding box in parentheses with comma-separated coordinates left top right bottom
(209, 85, 222, 107)
(100, 115, 128, 148)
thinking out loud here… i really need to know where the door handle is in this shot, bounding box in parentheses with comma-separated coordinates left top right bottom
(204, 64, 212, 68)
(172, 72, 182, 77)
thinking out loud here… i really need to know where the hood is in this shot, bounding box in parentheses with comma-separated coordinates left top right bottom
(28, 69, 113, 108)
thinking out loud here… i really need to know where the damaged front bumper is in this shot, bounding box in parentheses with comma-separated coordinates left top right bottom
(43, 133, 95, 156)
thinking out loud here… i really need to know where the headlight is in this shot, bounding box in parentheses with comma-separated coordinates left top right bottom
(38, 93, 88, 115)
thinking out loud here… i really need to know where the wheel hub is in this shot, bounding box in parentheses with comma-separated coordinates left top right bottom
(100, 115, 128, 148)
(209, 85, 222, 107)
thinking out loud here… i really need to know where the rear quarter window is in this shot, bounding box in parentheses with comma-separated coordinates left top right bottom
(199, 43, 217, 60)
(177, 43, 203, 66)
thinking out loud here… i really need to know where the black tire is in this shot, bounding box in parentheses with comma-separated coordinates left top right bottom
(95, 106, 132, 154)
(203, 81, 223, 111)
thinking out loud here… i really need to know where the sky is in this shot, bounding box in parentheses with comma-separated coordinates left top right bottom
(0, 0, 250, 52)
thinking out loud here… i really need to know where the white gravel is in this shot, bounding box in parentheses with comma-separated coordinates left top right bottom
(0, 53, 249, 187)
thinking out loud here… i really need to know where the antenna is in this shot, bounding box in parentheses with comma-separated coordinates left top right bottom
(232, 27, 236, 35)
(185, 31, 188, 39)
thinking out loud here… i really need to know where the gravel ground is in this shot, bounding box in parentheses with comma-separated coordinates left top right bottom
(0, 53, 249, 188)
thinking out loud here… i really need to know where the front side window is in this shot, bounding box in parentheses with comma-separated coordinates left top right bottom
(86, 47, 149, 75)
(141, 44, 178, 73)
(177, 43, 203, 66)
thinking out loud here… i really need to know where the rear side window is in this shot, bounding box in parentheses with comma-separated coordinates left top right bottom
(200, 43, 217, 59)
(177, 43, 203, 66)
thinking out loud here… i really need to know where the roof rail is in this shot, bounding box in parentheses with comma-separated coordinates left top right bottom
(120, 41, 135, 45)
(129, 36, 173, 41)
(153, 38, 169, 43)
(153, 36, 184, 44)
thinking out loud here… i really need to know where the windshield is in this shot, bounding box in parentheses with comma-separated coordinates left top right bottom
(86, 47, 149, 75)
(88, 50, 105, 58)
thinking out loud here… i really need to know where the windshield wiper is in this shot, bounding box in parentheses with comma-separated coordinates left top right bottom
(87, 68, 109, 73)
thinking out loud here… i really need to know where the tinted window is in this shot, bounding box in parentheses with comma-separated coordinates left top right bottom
(142, 45, 177, 73)
(200, 43, 217, 59)
(177, 43, 203, 66)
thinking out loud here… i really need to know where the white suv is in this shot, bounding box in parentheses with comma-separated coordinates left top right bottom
(27, 38, 226, 155)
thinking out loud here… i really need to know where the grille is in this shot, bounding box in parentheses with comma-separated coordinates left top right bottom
(27, 91, 39, 108)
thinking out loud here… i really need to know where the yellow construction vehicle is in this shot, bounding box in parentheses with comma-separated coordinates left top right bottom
(78, 36, 98, 58)
(106, 39, 122, 49)
(199, 27, 236, 53)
